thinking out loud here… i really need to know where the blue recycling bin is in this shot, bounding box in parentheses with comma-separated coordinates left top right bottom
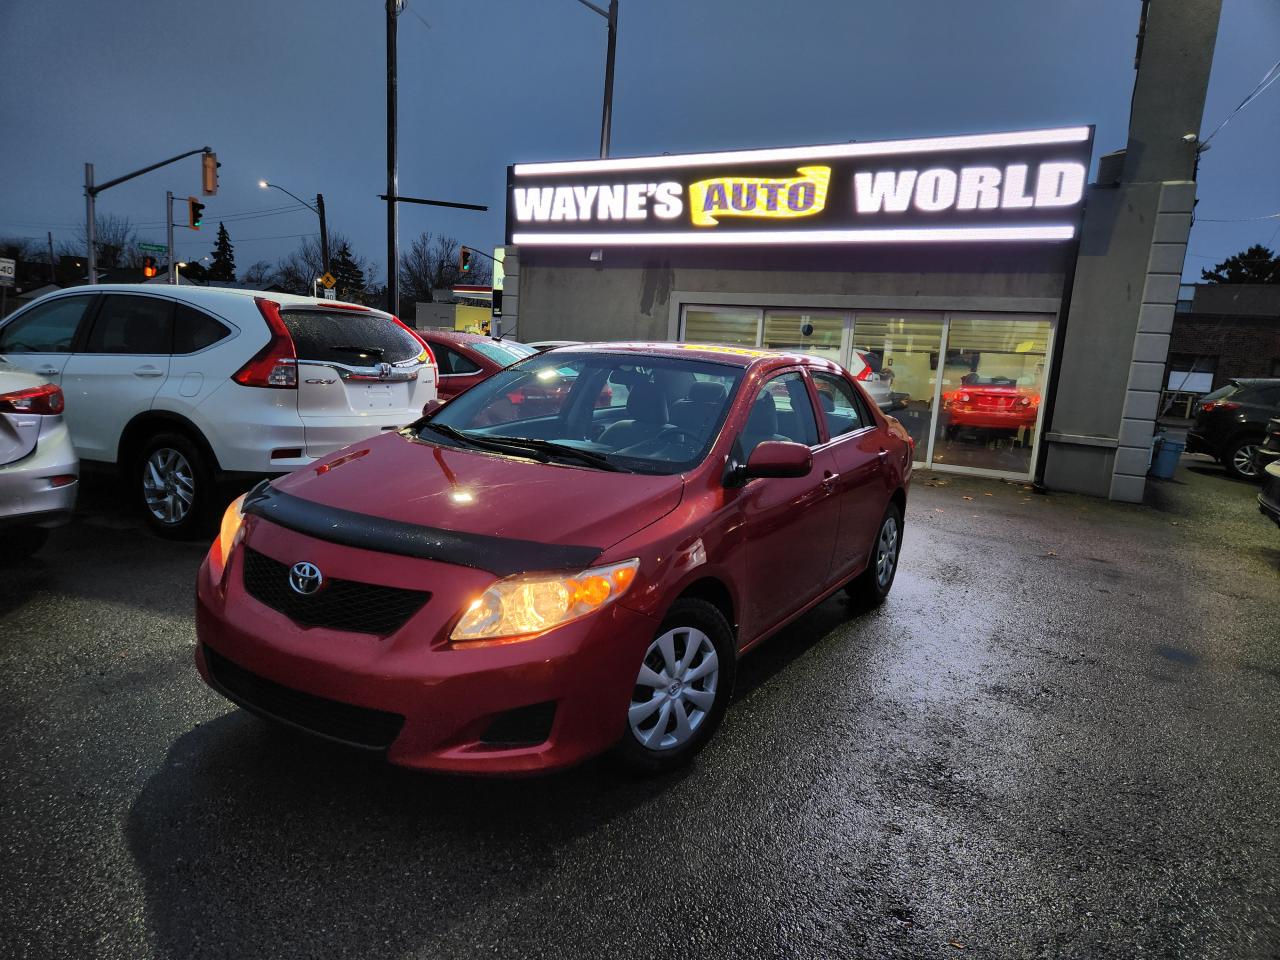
(1149, 436, 1185, 479)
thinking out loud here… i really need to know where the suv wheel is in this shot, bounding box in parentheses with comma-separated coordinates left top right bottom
(615, 598, 736, 774)
(1224, 437, 1262, 481)
(846, 501, 903, 609)
(137, 432, 213, 538)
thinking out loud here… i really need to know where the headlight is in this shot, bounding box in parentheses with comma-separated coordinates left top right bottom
(451, 558, 640, 646)
(209, 494, 247, 582)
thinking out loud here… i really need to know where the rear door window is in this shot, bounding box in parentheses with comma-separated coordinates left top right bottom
(436, 344, 482, 375)
(811, 371, 870, 437)
(173, 304, 230, 354)
(0, 295, 95, 353)
(282, 309, 422, 365)
(84, 295, 173, 354)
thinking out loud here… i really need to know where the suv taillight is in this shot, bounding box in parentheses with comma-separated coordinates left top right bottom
(0, 382, 64, 415)
(390, 314, 436, 367)
(1201, 400, 1240, 413)
(233, 298, 297, 388)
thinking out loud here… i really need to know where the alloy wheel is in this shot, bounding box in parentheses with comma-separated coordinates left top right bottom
(1232, 444, 1259, 478)
(143, 447, 195, 525)
(875, 514, 900, 588)
(629, 627, 719, 751)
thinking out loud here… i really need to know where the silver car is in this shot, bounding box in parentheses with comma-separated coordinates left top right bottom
(0, 357, 78, 557)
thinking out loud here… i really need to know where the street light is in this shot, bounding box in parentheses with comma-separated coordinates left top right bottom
(259, 179, 330, 277)
(571, 0, 619, 158)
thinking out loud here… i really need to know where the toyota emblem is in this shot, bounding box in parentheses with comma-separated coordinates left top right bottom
(289, 561, 324, 595)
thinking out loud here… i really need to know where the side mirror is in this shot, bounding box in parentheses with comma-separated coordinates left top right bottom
(742, 441, 812, 480)
(421, 397, 446, 417)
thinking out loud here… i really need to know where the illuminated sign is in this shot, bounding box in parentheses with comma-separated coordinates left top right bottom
(507, 126, 1094, 246)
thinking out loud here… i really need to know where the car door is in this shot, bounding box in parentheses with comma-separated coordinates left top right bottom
(0, 293, 98, 385)
(736, 369, 842, 637)
(60, 293, 174, 461)
(434, 343, 493, 400)
(810, 370, 888, 582)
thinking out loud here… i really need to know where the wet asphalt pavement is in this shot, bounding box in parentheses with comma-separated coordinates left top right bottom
(1, 458, 1278, 960)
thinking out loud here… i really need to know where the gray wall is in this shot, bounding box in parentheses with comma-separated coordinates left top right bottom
(514, 245, 1073, 343)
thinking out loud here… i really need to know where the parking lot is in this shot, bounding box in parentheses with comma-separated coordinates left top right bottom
(2, 460, 1277, 959)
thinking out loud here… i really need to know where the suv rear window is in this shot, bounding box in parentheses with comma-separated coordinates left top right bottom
(281, 309, 422, 365)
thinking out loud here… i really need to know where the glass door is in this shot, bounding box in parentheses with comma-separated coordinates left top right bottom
(681, 306, 762, 347)
(931, 314, 1054, 476)
(851, 313, 945, 461)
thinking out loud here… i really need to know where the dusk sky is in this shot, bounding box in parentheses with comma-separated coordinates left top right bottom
(1, 0, 1276, 283)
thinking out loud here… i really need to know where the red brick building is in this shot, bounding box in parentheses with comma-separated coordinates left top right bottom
(1166, 284, 1280, 395)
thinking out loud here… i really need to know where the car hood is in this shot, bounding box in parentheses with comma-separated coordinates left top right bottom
(269, 430, 685, 556)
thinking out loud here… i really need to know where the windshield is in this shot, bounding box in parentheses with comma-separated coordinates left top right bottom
(471, 339, 537, 366)
(420, 352, 744, 474)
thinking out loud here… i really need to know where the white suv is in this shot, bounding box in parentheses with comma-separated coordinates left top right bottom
(0, 285, 438, 536)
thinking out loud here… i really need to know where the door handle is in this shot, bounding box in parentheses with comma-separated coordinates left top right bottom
(133, 366, 165, 378)
(877, 448, 889, 457)
(822, 469, 840, 485)
(36, 366, 59, 376)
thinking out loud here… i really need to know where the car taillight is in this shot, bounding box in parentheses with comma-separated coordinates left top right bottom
(233, 298, 298, 388)
(1201, 400, 1240, 413)
(0, 382, 64, 415)
(959, 392, 971, 403)
(389, 315, 437, 368)
(853, 365, 873, 381)
(1018, 397, 1032, 407)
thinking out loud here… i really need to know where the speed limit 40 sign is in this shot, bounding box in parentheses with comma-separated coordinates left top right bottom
(0, 257, 15, 287)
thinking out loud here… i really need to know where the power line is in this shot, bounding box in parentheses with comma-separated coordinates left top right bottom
(1196, 212, 1280, 222)
(1200, 56, 1280, 146)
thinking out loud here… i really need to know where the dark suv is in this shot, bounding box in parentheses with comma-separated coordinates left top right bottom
(1187, 379, 1280, 480)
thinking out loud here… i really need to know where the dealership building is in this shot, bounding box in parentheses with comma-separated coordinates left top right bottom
(497, 1, 1219, 502)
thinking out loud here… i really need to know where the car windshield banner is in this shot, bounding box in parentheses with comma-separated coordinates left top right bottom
(508, 126, 1094, 247)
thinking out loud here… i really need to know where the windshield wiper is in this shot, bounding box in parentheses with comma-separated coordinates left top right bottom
(419, 423, 553, 461)
(482, 436, 624, 472)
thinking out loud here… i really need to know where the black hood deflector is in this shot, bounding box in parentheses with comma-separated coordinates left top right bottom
(242, 481, 602, 576)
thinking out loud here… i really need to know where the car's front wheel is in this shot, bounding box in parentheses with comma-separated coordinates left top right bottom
(137, 432, 213, 538)
(615, 598, 735, 774)
(1224, 436, 1262, 481)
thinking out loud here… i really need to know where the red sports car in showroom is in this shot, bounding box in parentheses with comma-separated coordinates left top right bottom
(942, 375, 1040, 435)
(195, 343, 913, 775)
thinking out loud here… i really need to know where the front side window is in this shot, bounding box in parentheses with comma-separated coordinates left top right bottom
(811, 371, 868, 437)
(741, 371, 820, 457)
(85, 295, 173, 354)
(422, 353, 743, 475)
(437, 345, 482, 375)
(0, 295, 94, 353)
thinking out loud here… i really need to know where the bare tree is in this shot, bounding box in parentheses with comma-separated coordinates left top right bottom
(399, 232, 492, 305)
(71, 214, 139, 269)
(239, 260, 276, 288)
(275, 232, 379, 302)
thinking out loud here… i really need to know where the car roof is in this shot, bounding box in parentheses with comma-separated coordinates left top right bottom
(546, 341, 846, 372)
(419, 330, 523, 345)
(16, 284, 393, 316)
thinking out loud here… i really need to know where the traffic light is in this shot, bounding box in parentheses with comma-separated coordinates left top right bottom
(202, 151, 219, 196)
(188, 197, 205, 230)
(142, 256, 157, 278)
(459, 247, 472, 273)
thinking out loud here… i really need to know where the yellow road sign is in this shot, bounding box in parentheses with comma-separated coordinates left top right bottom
(319, 272, 337, 289)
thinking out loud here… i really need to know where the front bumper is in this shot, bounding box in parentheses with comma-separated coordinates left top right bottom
(195, 521, 659, 775)
(0, 419, 78, 527)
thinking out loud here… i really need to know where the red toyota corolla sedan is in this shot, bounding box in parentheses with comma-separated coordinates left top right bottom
(195, 343, 913, 774)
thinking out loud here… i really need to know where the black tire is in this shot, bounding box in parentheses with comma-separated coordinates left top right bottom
(614, 598, 736, 774)
(1223, 436, 1263, 481)
(3, 526, 50, 560)
(845, 501, 904, 609)
(135, 431, 215, 539)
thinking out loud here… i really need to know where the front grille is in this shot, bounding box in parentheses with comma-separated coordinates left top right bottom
(203, 645, 405, 749)
(241, 546, 429, 636)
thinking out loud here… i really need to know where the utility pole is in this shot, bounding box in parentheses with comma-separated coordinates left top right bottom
(47, 232, 56, 285)
(599, 0, 618, 158)
(386, 0, 402, 315)
(83, 146, 214, 284)
(316, 193, 330, 279)
(166, 192, 176, 285)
